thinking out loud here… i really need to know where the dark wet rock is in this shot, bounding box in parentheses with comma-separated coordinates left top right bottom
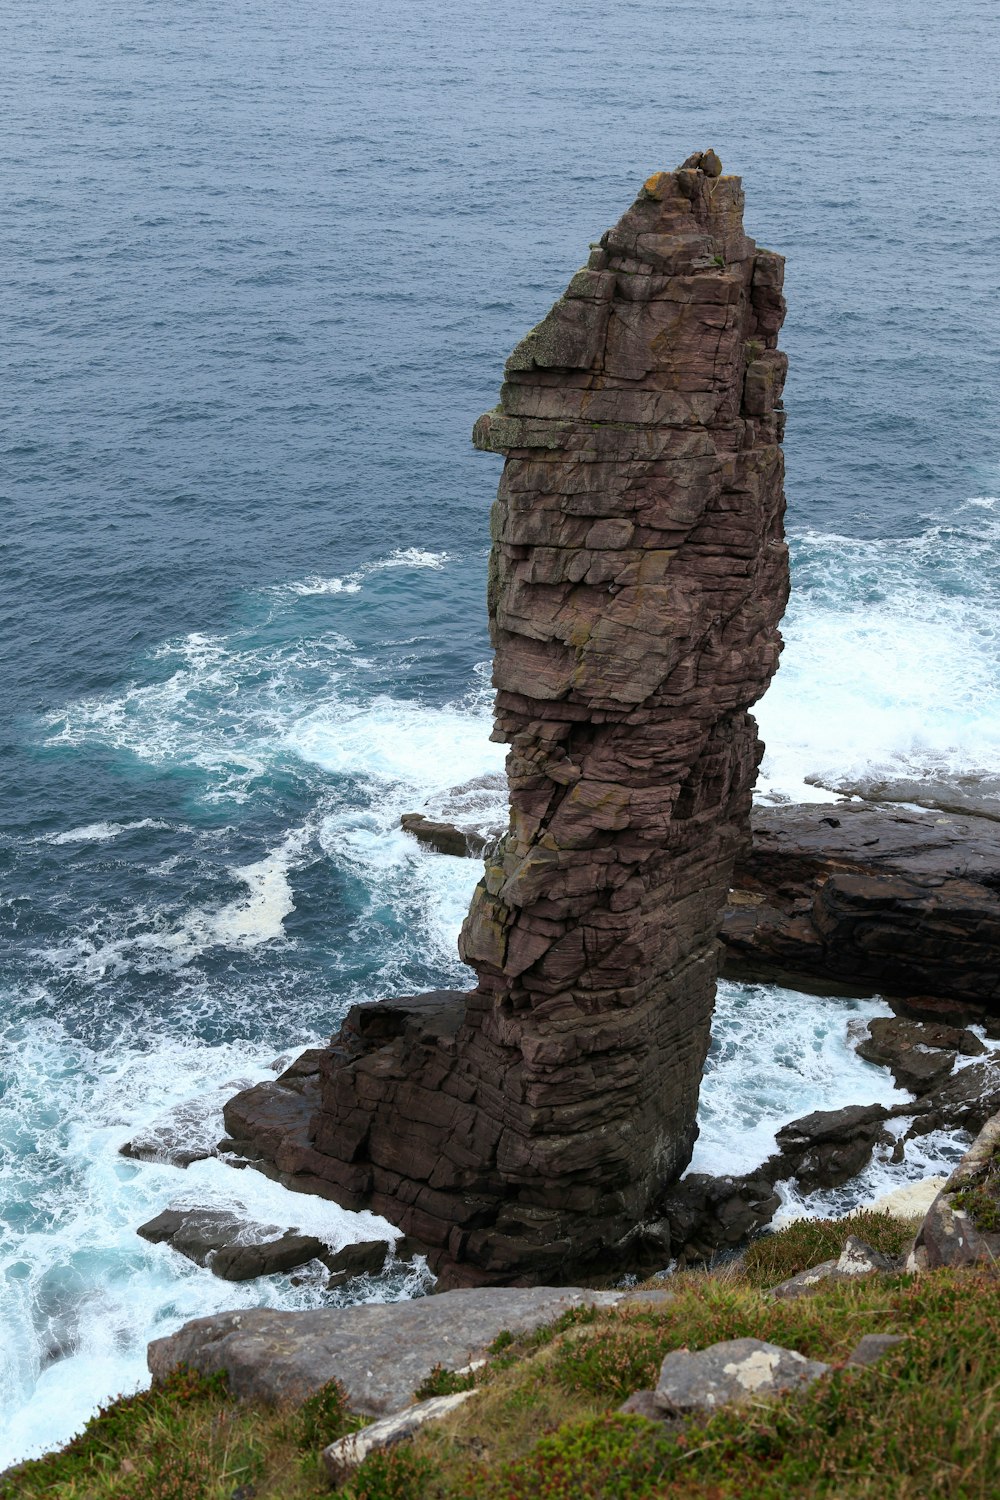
(906, 1057, 1000, 1137)
(324, 1238, 394, 1287)
(401, 774, 508, 858)
(771, 1104, 890, 1190)
(400, 813, 492, 859)
(654, 1338, 829, 1416)
(224, 161, 789, 1286)
(657, 1172, 780, 1265)
(147, 1286, 622, 1414)
(909, 1110, 1000, 1271)
(722, 803, 1000, 1012)
(137, 1206, 328, 1281)
(845, 1333, 906, 1368)
(323, 1391, 477, 1484)
(120, 1080, 254, 1168)
(894, 994, 992, 1028)
(856, 1017, 981, 1094)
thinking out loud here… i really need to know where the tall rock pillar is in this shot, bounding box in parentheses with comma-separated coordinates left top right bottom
(225, 157, 789, 1284)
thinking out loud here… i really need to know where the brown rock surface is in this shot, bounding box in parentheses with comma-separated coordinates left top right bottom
(225, 159, 788, 1284)
(722, 803, 1000, 1010)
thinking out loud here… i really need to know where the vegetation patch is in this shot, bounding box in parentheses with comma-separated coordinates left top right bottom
(739, 1209, 914, 1288)
(4, 1215, 998, 1499)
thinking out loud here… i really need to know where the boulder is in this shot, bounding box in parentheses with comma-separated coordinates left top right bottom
(771, 1104, 890, 1190)
(845, 1333, 906, 1369)
(768, 1235, 897, 1299)
(654, 1338, 829, 1417)
(147, 1286, 622, 1414)
(137, 1207, 328, 1281)
(322, 1391, 477, 1483)
(909, 1111, 1000, 1271)
(856, 1017, 982, 1094)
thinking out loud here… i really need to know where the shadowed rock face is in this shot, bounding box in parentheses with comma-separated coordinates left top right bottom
(225, 160, 789, 1284)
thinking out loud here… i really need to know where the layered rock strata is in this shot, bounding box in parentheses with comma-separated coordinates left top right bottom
(226, 158, 789, 1283)
(723, 804, 1000, 1010)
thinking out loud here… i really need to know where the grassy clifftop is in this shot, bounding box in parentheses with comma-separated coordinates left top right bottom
(4, 1211, 998, 1500)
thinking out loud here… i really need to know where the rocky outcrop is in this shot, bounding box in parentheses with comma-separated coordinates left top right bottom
(147, 1286, 622, 1413)
(722, 803, 1000, 1010)
(137, 1205, 396, 1285)
(225, 158, 788, 1284)
(909, 1111, 1000, 1271)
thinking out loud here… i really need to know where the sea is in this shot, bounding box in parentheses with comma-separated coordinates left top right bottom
(2, 0, 999, 1469)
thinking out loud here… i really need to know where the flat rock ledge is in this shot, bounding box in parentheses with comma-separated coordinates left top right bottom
(147, 1286, 621, 1416)
(723, 803, 1000, 1011)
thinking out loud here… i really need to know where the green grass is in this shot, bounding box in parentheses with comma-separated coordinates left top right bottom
(739, 1209, 915, 1288)
(4, 1213, 997, 1500)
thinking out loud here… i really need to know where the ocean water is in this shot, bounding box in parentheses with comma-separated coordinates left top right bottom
(3, 0, 1000, 1468)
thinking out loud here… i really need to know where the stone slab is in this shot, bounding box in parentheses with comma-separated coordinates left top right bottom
(147, 1285, 621, 1416)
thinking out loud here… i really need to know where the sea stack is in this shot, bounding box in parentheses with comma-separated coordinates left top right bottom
(225, 158, 789, 1283)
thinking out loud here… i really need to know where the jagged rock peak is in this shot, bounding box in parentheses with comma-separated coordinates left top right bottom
(224, 165, 789, 1286)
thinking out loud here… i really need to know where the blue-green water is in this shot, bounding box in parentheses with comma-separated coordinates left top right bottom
(2, 0, 999, 1465)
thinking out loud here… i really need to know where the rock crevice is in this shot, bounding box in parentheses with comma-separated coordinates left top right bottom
(226, 160, 789, 1283)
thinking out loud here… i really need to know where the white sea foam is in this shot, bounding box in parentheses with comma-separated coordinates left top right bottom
(756, 502, 1000, 802)
(38, 828, 309, 980)
(280, 548, 452, 598)
(690, 983, 911, 1179)
(45, 819, 171, 845)
(0, 1018, 417, 1471)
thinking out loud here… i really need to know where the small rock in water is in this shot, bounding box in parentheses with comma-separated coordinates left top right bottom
(137, 1206, 328, 1281)
(120, 1080, 254, 1168)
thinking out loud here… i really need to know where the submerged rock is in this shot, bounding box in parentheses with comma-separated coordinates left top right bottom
(226, 156, 790, 1286)
(120, 1080, 254, 1168)
(856, 1017, 981, 1094)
